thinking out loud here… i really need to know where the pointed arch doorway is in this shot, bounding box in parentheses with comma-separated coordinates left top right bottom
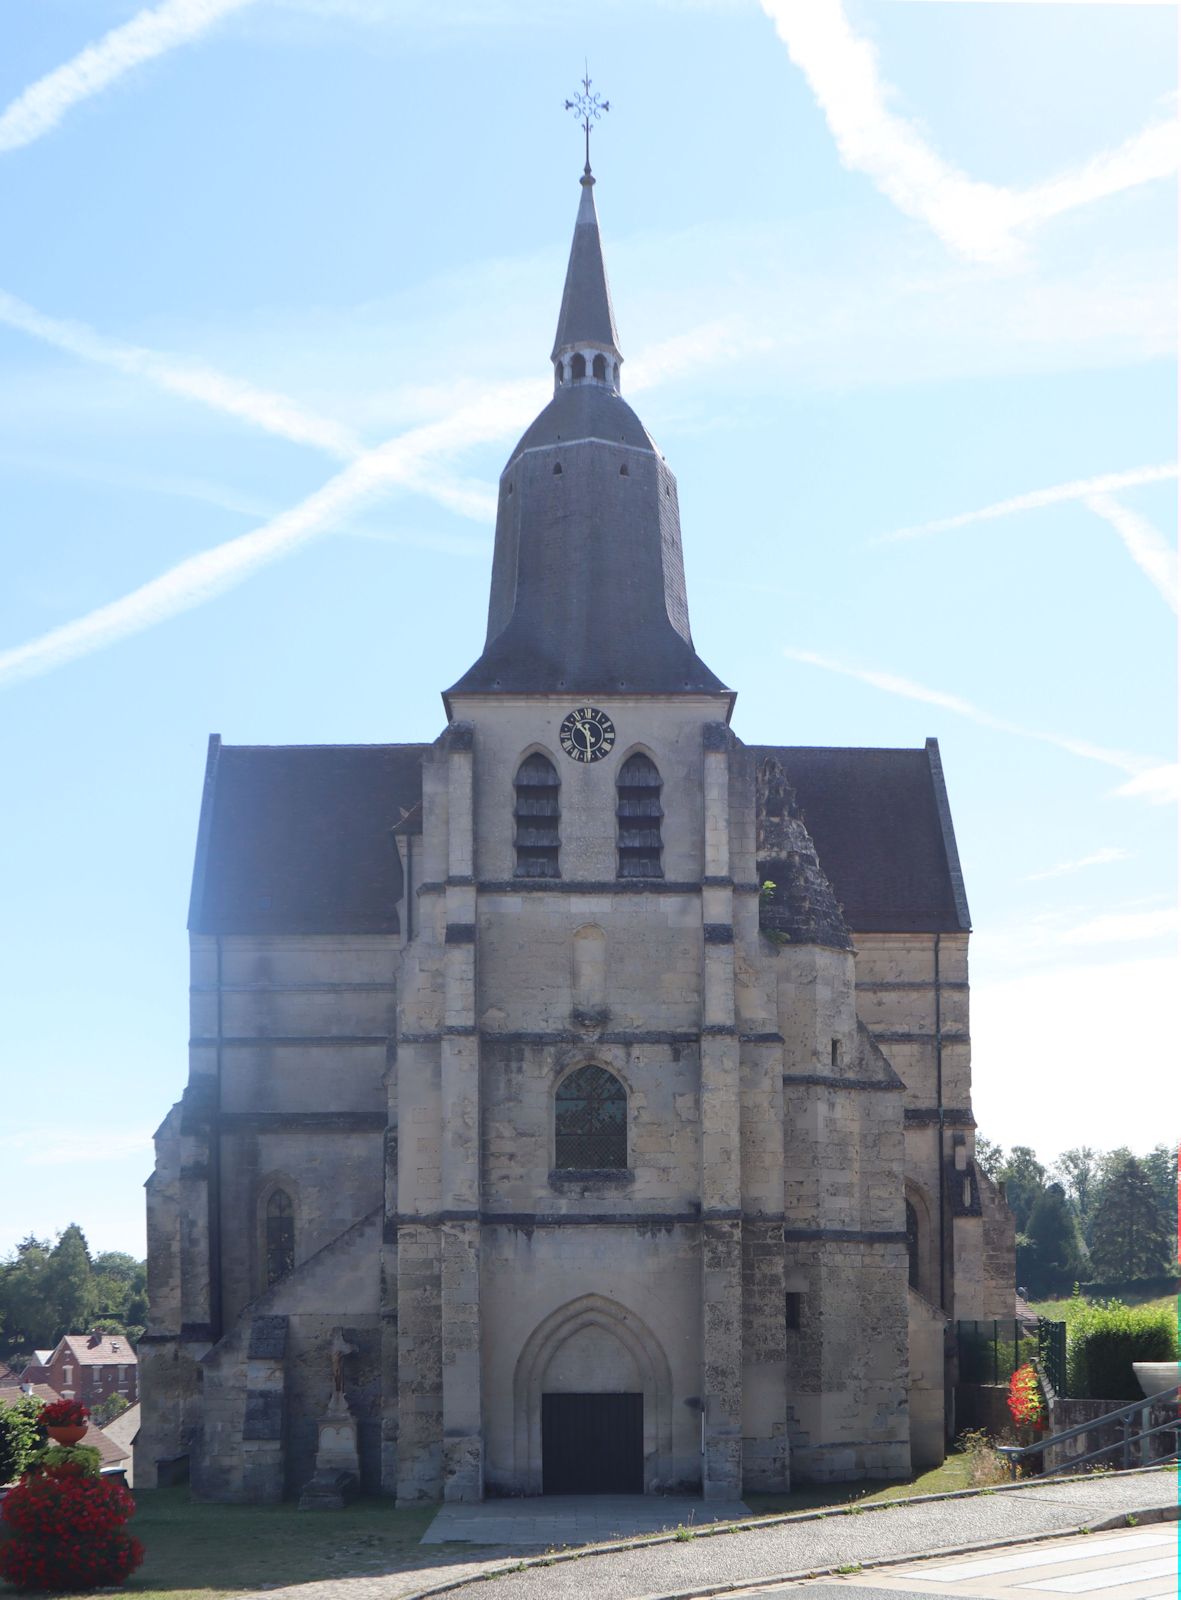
(514, 1294, 673, 1494)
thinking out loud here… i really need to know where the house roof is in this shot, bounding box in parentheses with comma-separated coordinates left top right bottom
(0, 1384, 59, 1406)
(188, 734, 968, 937)
(56, 1334, 137, 1367)
(189, 738, 426, 935)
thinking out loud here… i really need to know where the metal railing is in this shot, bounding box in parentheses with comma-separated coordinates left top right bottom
(997, 1383, 1180, 1478)
(956, 1318, 1066, 1389)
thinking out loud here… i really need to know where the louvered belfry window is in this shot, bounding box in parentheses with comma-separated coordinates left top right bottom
(514, 753, 561, 878)
(265, 1189, 295, 1286)
(617, 753, 663, 878)
(555, 1065, 627, 1170)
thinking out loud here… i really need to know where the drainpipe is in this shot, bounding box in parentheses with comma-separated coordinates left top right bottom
(209, 935, 224, 1343)
(935, 933, 946, 1313)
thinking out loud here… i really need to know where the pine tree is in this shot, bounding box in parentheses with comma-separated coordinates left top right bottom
(41, 1224, 94, 1342)
(1021, 1182, 1088, 1296)
(1089, 1155, 1173, 1281)
(1052, 1147, 1101, 1244)
(1140, 1145, 1179, 1262)
(999, 1146, 1047, 1234)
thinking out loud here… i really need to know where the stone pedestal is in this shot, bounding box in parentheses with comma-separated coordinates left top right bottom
(298, 1394, 360, 1509)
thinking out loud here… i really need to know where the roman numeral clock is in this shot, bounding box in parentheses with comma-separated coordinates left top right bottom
(559, 706, 616, 763)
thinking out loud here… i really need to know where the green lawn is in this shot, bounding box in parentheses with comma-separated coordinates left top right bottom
(1, 1456, 984, 1600)
(0, 1489, 474, 1600)
(1027, 1293, 1178, 1327)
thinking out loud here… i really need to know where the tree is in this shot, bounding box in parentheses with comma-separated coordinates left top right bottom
(1089, 1154, 1174, 1280)
(974, 1137, 1004, 1180)
(998, 1146, 1047, 1234)
(1052, 1147, 1101, 1242)
(1020, 1182, 1089, 1296)
(1, 1229, 146, 1364)
(1140, 1144, 1178, 1259)
(40, 1225, 94, 1343)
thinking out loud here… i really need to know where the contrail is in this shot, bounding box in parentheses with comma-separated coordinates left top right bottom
(783, 648, 1154, 777)
(0, 0, 261, 155)
(1083, 493, 1178, 612)
(761, 0, 1179, 261)
(878, 465, 1178, 543)
(0, 381, 537, 690)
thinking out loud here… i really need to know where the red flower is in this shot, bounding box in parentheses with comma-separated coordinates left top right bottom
(0, 1463, 141, 1591)
(39, 1398, 89, 1428)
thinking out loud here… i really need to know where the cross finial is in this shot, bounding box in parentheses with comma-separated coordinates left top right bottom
(564, 65, 609, 175)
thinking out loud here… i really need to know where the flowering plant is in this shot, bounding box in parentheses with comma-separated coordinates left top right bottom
(1007, 1363, 1046, 1432)
(0, 1460, 143, 1591)
(39, 1398, 89, 1429)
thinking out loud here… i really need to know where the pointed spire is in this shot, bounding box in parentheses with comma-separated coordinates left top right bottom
(550, 170, 622, 390)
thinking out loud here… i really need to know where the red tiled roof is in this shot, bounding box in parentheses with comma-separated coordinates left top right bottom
(57, 1335, 137, 1367)
(0, 1384, 60, 1406)
(0, 1388, 129, 1471)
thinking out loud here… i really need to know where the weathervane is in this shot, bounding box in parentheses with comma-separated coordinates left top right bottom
(565, 67, 609, 173)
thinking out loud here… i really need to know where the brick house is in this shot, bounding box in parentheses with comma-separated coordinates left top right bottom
(35, 1334, 138, 1409)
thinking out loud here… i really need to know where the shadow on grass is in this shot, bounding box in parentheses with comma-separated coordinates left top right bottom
(1, 1489, 501, 1600)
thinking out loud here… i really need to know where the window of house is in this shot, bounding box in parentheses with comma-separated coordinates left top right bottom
(554, 1065, 627, 1170)
(617, 753, 663, 878)
(514, 753, 560, 878)
(63, 1365, 73, 1385)
(905, 1199, 920, 1291)
(265, 1189, 295, 1286)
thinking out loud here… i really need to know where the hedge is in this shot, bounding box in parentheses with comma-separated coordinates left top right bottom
(0, 1396, 44, 1486)
(1066, 1300, 1179, 1401)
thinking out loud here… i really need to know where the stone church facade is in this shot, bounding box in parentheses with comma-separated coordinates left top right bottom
(137, 167, 1014, 1504)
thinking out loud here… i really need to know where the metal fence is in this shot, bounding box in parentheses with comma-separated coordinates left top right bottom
(956, 1317, 1068, 1392)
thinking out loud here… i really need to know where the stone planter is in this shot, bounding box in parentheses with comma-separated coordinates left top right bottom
(45, 1425, 87, 1446)
(1133, 1361, 1180, 1399)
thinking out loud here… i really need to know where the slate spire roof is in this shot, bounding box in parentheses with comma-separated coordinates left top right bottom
(446, 170, 729, 705)
(550, 169, 621, 371)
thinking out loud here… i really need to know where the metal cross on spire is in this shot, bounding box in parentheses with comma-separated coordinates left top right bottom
(565, 67, 609, 174)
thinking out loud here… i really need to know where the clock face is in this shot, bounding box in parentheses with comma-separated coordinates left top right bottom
(559, 706, 616, 764)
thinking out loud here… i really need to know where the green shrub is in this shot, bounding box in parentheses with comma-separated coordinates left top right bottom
(0, 1396, 45, 1484)
(1066, 1299, 1179, 1400)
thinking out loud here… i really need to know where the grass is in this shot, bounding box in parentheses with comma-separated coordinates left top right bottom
(1027, 1293, 1178, 1326)
(0, 1449, 992, 1600)
(0, 1489, 478, 1600)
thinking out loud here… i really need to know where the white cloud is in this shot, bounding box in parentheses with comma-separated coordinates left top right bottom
(761, 0, 1179, 261)
(970, 956, 1177, 1161)
(1114, 765, 1181, 806)
(0, 0, 260, 155)
(1026, 847, 1130, 882)
(1083, 493, 1178, 612)
(783, 647, 1154, 777)
(1059, 907, 1178, 947)
(880, 464, 1178, 544)
(0, 1129, 155, 1168)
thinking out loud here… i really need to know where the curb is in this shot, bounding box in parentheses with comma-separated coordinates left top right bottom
(395, 1467, 1179, 1600)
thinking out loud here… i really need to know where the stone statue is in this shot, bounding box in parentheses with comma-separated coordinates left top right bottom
(329, 1327, 357, 1401)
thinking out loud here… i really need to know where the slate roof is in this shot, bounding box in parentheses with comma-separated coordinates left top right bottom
(551, 173, 620, 360)
(189, 739, 427, 935)
(752, 740, 971, 934)
(188, 735, 967, 937)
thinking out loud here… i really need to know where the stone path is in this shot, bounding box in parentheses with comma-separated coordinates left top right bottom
(421, 1493, 751, 1547)
(225, 1469, 1178, 1600)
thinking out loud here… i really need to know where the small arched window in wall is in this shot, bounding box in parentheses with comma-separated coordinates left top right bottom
(905, 1198, 920, 1292)
(555, 1065, 627, 1170)
(592, 353, 607, 380)
(265, 1189, 295, 1286)
(617, 753, 663, 879)
(571, 353, 587, 380)
(514, 753, 561, 879)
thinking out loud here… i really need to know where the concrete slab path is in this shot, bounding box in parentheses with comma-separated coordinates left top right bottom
(421, 1494, 751, 1547)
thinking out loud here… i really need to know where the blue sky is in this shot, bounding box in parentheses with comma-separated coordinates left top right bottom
(0, 0, 1175, 1259)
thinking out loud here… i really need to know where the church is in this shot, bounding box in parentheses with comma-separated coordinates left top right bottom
(137, 160, 1015, 1505)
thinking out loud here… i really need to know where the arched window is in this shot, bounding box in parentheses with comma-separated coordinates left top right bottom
(514, 753, 560, 878)
(592, 353, 607, 380)
(617, 753, 663, 879)
(265, 1189, 295, 1286)
(555, 1065, 627, 1170)
(571, 353, 587, 380)
(556, 361, 565, 384)
(905, 1199, 920, 1291)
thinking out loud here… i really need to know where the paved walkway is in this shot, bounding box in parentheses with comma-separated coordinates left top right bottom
(402, 1469, 1179, 1600)
(745, 1524, 1181, 1600)
(421, 1494, 751, 1547)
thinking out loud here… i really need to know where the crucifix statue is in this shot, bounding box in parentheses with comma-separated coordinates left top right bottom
(565, 67, 610, 174)
(329, 1327, 357, 1401)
